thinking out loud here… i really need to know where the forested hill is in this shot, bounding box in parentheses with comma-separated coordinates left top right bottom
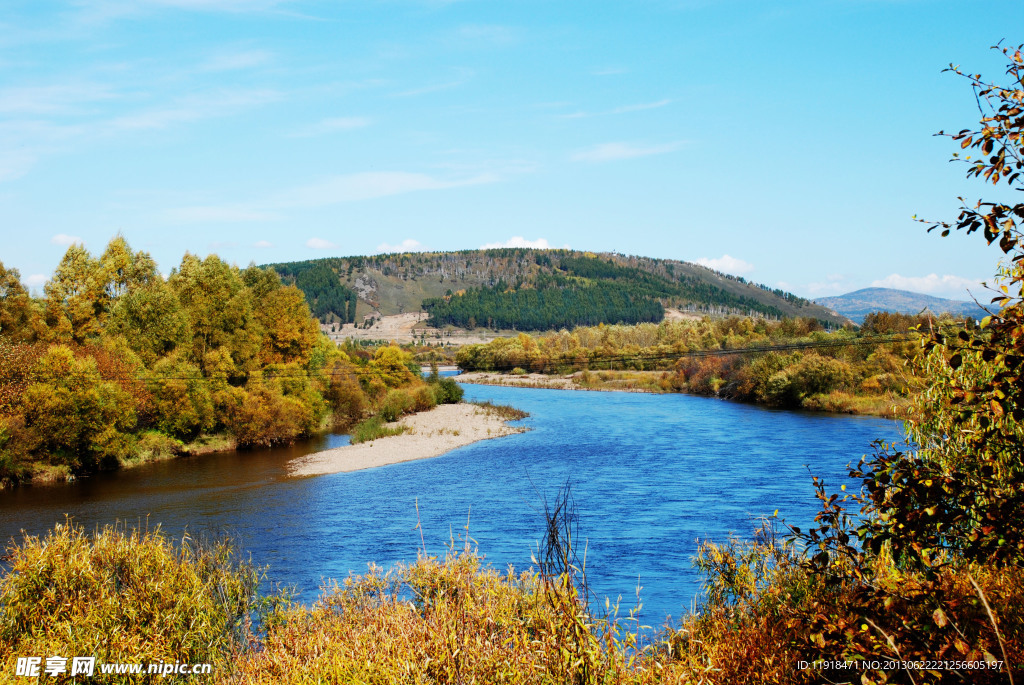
(815, 287, 987, 324)
(265, 249, 850, 329)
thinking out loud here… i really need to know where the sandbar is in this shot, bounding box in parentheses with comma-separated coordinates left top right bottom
(289, 403, 528, 477)
(456, 371, 656, 393)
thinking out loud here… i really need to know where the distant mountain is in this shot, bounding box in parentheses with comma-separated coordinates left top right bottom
(265, 249, 850, 330)
(815, 288, 988, 324)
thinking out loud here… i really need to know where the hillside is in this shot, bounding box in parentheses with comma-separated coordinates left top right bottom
(265, 249, 850, 330)
(815, 287, 988, 324)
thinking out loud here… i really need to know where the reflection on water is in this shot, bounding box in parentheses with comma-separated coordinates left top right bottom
(0, 383, 901, 626)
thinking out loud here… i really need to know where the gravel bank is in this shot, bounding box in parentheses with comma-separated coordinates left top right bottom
(289, 403, 527, 477)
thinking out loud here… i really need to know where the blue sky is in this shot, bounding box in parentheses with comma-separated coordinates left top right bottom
(2, 0, 1022, 302)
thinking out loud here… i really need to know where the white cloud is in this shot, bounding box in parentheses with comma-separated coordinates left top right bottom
(392, 68, 474, 98)
(110, 88, 280, 131)
(800, 273, 855, 297)
(253, 240, 273, 248)
(288, 116, 371, 138)
(803, 280, 849, 297)
(375, 239, 427, 254)
(23, 273, 47, 288)
(200, 49, 273, 71)
(99, 0, 290, 14)
(572, 141, 683, 162)
(50, 233, 83, 246)
(455, 24, 520, 45)
(870, 273, 985, 299)
(592, 67, 628, 76)
(695, 254, 754, 276)
(561, 99, 671, 119)
(0, 83, 118, 115)
(0, 152, 37, 182)
(306, 237, 338, 250)
(479, 236, 567, 250)
(154, 171, 500, 229)
(163, 206, 281, 222)
(276, 171, 497, 207)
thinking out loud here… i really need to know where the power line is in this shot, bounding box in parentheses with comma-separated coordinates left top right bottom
(465, 334, 922, 373)
(0, 332, 929, 385)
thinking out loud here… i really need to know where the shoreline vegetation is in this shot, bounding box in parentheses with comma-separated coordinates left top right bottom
(456, 369, 908, 417)
(289, 401, 528, 477)
(453, 312, 948, 418)
(0, 237, 473, 488)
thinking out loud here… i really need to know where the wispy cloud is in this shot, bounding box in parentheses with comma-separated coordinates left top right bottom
(801, 273, 853, 297)
(592, 67, 628, 76)
(870, 273, 985, 298)
(199, 49, 273, 71)
(572, 141, 683, 163)
(306, 237, 338, 250)
(392, 68, 474, 97)
(0, 85, 281, 182)
(163, 206, 282, 223)
(561, 99, 671, 119)
(81, 0, 294, 18)
(158, 170, 501, 225)
(480, 236, 567, 250)
(0, 83, 119, 115)
(253, 240, 274, 248)
(454, 24, 520, 46)
(51, 233, 83, 246)
(695, 254, 754, 276)
(274, 171, 498, 207)
(110, 88, 280, 130)
(23, 274, 47, 288)
(288, 116, 371, 138)
(376, 238, 427, 253)
(0, 151, 38, 182)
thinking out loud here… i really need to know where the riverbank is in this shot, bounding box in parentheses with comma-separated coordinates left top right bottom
(289, 402, 528, 476)
(456, 370, 651, 392)
(456, 370, 907, 417)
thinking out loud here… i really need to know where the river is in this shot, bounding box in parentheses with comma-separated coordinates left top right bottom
(0, 382, 902, 627)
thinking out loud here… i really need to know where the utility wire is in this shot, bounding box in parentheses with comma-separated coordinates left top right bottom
(1, 332, 924, 384)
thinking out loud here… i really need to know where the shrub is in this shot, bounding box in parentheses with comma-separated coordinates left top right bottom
(367, 346, 416, 388)
(21, 345, 137, 471)
(227, 385, 315, 448)
(0, 521, 262, 682)
(149, 355, 214, 441)
(378, 389, 414, 422)
(324, 361, 367, 429)
(0, 415, 31, 487)
(349, 416, 406, 444)
(411, 385, 437, 413)
(788, 354, 853, 396)
(132, 430, 185, 463)
(431, 377, 464, 404)
(471, 400, 529, 421)
(230, 546, 660, 685)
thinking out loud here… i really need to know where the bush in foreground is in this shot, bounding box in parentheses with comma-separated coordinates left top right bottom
(0, 521, 262, 683)
(229, 547, 660, 685)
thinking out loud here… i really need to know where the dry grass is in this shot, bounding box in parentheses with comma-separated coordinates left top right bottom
(227, 548, 671, 685)
(2, 520, 1019, 684)
(349, 416, 408, 444)
(0, 520, 261, 684)
(470, 400, 530, 421)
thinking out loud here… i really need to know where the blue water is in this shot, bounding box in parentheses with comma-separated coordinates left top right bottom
(0, 383, 901, 627)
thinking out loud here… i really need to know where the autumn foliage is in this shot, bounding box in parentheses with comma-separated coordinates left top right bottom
(0, 238, 440, 485)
